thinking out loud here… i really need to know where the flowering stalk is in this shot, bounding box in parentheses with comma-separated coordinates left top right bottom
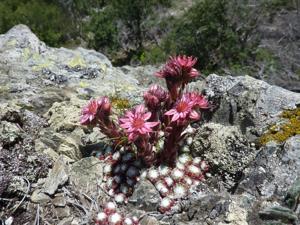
(80, 97, 123, 146)
(156, 55, 199, 101)
(80, 55, 209, 167)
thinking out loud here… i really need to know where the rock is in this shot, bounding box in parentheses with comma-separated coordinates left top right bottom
(284, 178, 300, 210)
(0, 103, 21, 121)
(31, 189, 51, 204)
(69, 157, 103, 195)
(259, 206, 298, 224)
(43, 156, 69, 195)
(129, 179, 160, 212)
(53, 193, 67, 207)
(35, 127, 83, 161)
(222, 201, 248, 225)
(57, 217, 74, 225)
(0, 121, 22, 146)
(6, 176, 28, 194)
(203, 74, 300, 139)
(55, 205, 71, 218)
(140, 216, 160, 225)
(238, 136, 300, 198)
(45, 97, 86, 132)
(192, 123, 255, 174)
(0, 25, 144, 115)
(120, 65, 164, 87)
(0, 175, 9, 196)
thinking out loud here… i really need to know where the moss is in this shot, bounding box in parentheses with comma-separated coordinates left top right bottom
(260, 108, 300, 145)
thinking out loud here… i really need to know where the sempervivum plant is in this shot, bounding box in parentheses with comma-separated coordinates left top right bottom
(80, 55, 211, 218)
(80, 55, 209, 167)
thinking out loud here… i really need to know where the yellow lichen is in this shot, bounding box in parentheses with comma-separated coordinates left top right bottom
(110, 96, 131, 112)
(32, 62, 53, 71)
(23, 48, 32, 61)
(68, 54, 86, 68)
(260, 108, 300, 145)
(5, 39, 17, 48)
(79, 81, 89, 88)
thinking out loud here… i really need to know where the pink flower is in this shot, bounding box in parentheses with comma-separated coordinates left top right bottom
(97, 96, 111, 114)
(119, 105, 159, 141)
(165, 94, 200, 124)
(80, 97, 112, 125)
(80, 99, 99, 125)
(156, 55, 199, 84)
(185, 92, 209, 109)
(143, 84, 169, 110)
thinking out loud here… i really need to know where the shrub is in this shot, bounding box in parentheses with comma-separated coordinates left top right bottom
(0, 0, 75, 47)
(161, 0, 259, 73)
(85, 6, 119, 52)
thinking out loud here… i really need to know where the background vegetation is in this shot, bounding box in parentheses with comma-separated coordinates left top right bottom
(0, 0, 298, 73)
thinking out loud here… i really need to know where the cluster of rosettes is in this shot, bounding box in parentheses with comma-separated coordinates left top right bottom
(97, 147, 142, 203)
(145, 154, 209, 213)
(96, 202, 140, 225)
(80, 55, 211, 222)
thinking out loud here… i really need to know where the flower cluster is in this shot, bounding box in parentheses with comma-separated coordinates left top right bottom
(81, 55, 210, 220)
(80, 55, 209, 167)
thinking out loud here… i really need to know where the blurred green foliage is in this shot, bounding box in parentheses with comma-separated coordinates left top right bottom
(0, 0, 295, 71)
(156, 0, 259, 72)
(0, 0, 75, 47)
(85, 5, 119, 53)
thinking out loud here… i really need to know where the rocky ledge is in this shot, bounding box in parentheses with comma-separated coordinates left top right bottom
(0, 25, 300, 225)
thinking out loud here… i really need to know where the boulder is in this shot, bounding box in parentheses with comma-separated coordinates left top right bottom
(192, 123, 255, 174)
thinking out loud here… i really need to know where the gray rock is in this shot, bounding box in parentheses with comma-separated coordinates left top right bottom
(259, 206, 298, 224)
(238, 136, 300, 198)
(45, 97, 86, 132)
(55, 205, 71, 218)
(192, 123, 255, 174)
(6, 176, 28, 194)
(43, 156, 69, 195)
(35, 127, 83, 161)
(129, 179, 160, 212)
(69, 157, 103, 195)
(284, 178, 300, 211)
(57, 217, 74, 225)
(0, 121, 22, 146)
(140, 216, 160, 225)
(0, 25, 144, 117)
(31, 189, 51, 204)
(52, 193, 67, 207)
(203, 74, 300, 139)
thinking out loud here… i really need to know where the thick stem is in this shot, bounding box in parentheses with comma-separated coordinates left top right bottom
(159, 125, 185, 166)
(134, 136, 156, 167)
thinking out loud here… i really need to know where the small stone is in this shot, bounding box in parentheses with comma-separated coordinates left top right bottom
(4, 217, 13, 225)
(140, 216, 159, 225)
(129, 180, 160, 211)
(31, 189, 51, 204)
(55, 206, 71, 218)
(43, 156, 69, 195)
(57, 217, 74, 225)
(53, 193, 66, 207)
